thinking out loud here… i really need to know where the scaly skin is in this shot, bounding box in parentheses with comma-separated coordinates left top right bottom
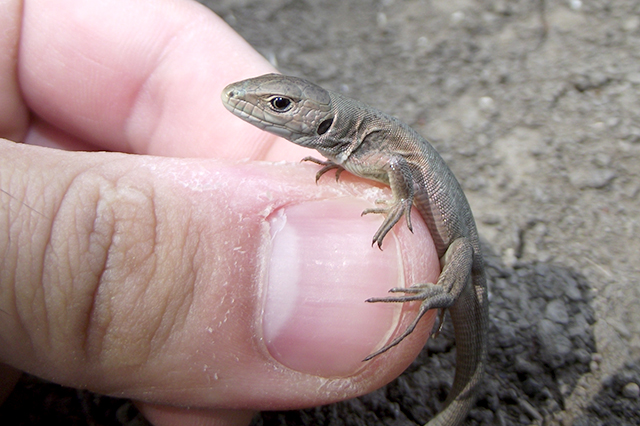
(221, 74, 488, 425)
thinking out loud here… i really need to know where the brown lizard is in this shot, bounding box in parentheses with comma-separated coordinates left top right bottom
(221, 74, 488, 425)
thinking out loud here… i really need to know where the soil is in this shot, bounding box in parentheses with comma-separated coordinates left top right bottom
(3, 0, 640, 425)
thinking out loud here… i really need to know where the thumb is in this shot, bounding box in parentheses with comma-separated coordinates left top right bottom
(0, 140, 438, 411)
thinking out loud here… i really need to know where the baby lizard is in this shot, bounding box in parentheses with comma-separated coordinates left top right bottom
(221, 74, 488, 426)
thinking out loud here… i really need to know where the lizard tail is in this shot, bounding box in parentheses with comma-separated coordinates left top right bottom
(425, 274, 488, 426)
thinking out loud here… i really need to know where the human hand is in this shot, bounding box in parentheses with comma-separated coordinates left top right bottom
(0, 1, 439, 425)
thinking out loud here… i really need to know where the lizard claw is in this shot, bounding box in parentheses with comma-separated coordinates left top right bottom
(431, 308, 447, 338)
(301, 156, 344, 182)
(363, 300, 434, 361)
(363, 283, 452, 361)
(362, 198, 414, 249)
(366, 282, 442, 302)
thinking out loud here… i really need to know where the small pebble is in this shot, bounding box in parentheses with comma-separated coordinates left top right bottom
(479, 96, 496, 113)
(377, 12, 388, 27)
(451, 11, 465, 24)
(622, 382, 640, 399)
(623, 16, 639, 32)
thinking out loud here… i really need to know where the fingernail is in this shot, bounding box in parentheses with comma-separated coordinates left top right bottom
(262, 199, 403, 377)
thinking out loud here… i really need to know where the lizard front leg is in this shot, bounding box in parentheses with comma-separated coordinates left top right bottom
(301, 156, 345, 182)
(361, 155, 415, 248)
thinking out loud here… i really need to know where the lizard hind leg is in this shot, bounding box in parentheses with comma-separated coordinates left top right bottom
(364, 238, 475, 360)
(363, 283, 451, 361)
(362, 299, 434, 361)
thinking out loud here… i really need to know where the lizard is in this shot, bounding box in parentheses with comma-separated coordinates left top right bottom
(221, 73, 488, 426)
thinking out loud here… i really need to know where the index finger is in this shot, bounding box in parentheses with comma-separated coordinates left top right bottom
(13, 0, 310, 160)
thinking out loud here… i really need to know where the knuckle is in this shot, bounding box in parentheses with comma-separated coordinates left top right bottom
(38, 167, 192, 370)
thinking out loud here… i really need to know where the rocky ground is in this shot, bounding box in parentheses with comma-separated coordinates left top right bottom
(3, 0, 640, 425)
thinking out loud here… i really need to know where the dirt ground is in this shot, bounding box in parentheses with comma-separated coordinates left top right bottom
(3, 0, 640, 425)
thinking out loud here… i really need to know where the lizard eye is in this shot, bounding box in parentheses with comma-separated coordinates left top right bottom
(269, 96, 292, 111)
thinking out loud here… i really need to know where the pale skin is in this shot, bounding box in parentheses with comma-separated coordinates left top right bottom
(0, 1, 440, 426)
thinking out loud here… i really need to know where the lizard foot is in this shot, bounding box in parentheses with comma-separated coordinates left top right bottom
(362, 198, 413, 249)
(301, 156, 344, 182)
(363, 283, 455, 361)
(365, 281, 443, 303)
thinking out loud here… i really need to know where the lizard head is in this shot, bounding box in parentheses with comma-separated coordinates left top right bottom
(222, 74, 336, 148)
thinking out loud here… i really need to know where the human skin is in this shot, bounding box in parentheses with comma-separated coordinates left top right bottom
(0, 1, 439, 425)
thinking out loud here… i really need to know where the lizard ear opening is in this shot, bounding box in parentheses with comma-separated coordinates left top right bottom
(317, 118, 333, 135)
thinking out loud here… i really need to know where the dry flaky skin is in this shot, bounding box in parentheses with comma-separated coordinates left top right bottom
(222, 74, 488, 426)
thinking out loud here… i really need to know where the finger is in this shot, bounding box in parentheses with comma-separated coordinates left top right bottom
(16, 0, 311, 160)
(0, 140, 438, 409)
